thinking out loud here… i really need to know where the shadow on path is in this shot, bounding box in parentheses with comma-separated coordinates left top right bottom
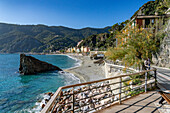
(115, 92, 159, 113)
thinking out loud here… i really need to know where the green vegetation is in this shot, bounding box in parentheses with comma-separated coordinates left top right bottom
(105, 25, 159, 70)
(123, 80, 144, 97)
(110, 20, 129, 32)
(132, 79, 142, 85)
(1, 0, 168, 54)
(79, 33, 114, 50)
(142, 1, 159, 15)
(79, 20, 129, 50)
(156, 0, 170, 15)
(59, 49, 65, 53)
(0, 23, 110, 53)
(127, 89, 145, 97)
(131, 0, 169, 19)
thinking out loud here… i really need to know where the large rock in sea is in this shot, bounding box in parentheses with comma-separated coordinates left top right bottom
(19, 54, 62, 75)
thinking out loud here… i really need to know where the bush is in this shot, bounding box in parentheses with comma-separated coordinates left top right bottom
(132, 79, 142, 85)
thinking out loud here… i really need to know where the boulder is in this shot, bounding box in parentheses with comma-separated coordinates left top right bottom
(41, 104, 45, 109)
(45, 92, 53, 96)
(19, 54, 62, 75)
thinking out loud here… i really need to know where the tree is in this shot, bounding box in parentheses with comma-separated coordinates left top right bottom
(105, 25, 158, 70)
(110, 20, 129, 32)
(156, 0, 170, 15)
(60, 49, 65, 53)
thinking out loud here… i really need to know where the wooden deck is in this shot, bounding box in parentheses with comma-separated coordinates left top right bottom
(97, 91, 165, 113)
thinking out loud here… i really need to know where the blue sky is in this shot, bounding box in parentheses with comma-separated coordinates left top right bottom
(0, 0, 151, 29)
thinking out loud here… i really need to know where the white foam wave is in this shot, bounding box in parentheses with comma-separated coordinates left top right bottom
(59, 55, 82, 85)
(59, 71, 81, 84)
(18, 55, 81, 113)
(30, 93, 52, 113)
(66, 55, 82, 69)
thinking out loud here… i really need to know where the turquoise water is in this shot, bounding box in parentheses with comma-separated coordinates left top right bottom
(0, 54, 80, 113)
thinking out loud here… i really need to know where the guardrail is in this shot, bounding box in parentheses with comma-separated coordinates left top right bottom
(41, 69, 157, 113)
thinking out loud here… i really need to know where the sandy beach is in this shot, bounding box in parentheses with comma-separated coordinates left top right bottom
(64, 55, 105, 83)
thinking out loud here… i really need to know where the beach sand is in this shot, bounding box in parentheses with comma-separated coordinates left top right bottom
(64, 55, 105, 83)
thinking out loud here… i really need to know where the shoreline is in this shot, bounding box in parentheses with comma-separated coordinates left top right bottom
(64, 54, 106, 83)
(47, 53, 85, 82)
(0, 53, 105, 83)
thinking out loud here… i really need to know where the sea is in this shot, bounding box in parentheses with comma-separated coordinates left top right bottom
(0, 54, 81, 113)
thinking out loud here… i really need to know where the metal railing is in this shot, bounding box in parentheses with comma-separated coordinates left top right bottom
(41, 69, 157, 113)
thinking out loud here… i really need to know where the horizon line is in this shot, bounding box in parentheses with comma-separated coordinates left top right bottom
(0, 21, 113, 30)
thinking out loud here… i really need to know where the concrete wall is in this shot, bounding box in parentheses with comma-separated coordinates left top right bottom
(104, 62, 121, 95)
(104, 62, 137, 95)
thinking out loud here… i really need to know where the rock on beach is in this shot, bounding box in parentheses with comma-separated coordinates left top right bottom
(19, 54, 62, 75)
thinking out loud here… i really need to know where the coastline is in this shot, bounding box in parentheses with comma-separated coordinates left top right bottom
(64, 54, 105, 83)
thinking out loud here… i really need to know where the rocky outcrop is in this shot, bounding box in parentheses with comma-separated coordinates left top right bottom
(152, 19, 170, 68)
(19, 54, 62, 75)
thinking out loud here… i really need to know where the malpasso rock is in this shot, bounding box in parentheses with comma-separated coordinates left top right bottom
(19, 54, 62, 75)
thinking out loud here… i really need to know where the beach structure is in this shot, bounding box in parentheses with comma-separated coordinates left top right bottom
(76, 48, 80, 53)
(66, 48, 72, 53)
(89, 51, 106, 57)
(80, 46, 90, 53)
(66, 46, 90, 53)
(66, 39, 90, 53)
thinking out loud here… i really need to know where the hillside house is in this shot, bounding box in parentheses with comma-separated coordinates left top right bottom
(116, 2, 170, 46)
(130, 9, 170, 33)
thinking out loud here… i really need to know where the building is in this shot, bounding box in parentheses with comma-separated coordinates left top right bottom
(66, 48, 72, 53)
(80, 46, 90, 53)
(116, 2, 170, 46)
(130, 10, 170, 33)
(76, 48, 80, 53)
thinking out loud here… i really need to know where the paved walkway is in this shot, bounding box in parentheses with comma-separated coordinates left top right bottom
(97, 91, 170, 113)
(153, 66, 170, 91)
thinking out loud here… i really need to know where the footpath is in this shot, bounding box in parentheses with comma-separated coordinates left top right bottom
(97, 91, 162, 113)
(152, 65, 170, 91)
(97, 66, 170, 113)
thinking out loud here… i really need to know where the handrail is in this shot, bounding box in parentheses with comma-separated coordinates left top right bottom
(41, 69, 156, 113)
(62, 69, 155, 89)
(41, 87, 62, 113)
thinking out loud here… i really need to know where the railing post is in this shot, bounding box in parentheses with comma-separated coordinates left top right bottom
(145, 72, 147, 93)
(72, 87, 74, 113)
(154, 69, 157, 87)
(119, 77, 122, 104)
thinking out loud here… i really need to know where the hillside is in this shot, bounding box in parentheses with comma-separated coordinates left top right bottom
(80, 0, 170, 51)
(79, 33, 116, 50)
(0, 23, 111, 53)
(79, 20, 129, 50)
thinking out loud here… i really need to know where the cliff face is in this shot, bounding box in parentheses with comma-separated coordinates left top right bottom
(19, 54, 62, 75)
(152, 19, 170, 68)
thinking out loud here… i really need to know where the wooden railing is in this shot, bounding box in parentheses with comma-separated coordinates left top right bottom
(41, 69, 157, 113)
